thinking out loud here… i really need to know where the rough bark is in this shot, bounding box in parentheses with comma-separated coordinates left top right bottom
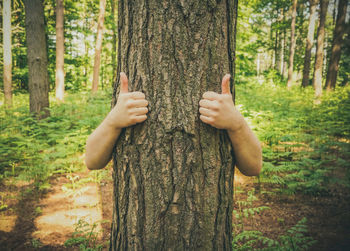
(287, 0, 298, 88)
(110, 1, 237, 250)
(111, 0, 118, 83)
(24, 0, 50, 118)
(55, 0, 65, 101)
(3, 0, 12, 108)
(302, 0, 318, 87)
(312, 0, 329, 98)
(325, 0, 348, 91)
(91, 0, 107, 93)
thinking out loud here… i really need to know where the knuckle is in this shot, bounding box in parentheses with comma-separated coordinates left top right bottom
(126, 100, 134, 108)
(213, 103, 220, 110)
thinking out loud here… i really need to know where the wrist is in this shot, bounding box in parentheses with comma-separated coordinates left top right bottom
(104, 111, 123, 131)
(227, 114, 245, 134)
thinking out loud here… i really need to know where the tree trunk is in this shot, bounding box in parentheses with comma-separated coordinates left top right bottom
(3, 0, 12, 108)
(110, 0, 117, 83)
(275, 8, 283, 73)
(110, 1, 237, 250)
(325, 0, 348, 91)
(287, 0, 298, 88)
(91, 0, 107, 93)
(55, 0, 65, 101)
(332, 0, 338, 25)
(24, 0, 50, 119)
(83, 0, 89, 88)
(302, 0, 318, 87)
(281, 16, 286, 77)
(312, 0, 329, 98)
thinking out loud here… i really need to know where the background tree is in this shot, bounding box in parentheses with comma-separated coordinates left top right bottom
(302, 0, 318, 87)
(110, 0, 117, 83)
(23, 0, 50, 118)
(287, 0, 298, 89)
(325, 0, 348, 91)
(312, 0, 329, 98)
(55, 0, 65, 101)
(3, 0, 12, 107)
(91, 0, 106, 93)
(110, 0, 237, 249)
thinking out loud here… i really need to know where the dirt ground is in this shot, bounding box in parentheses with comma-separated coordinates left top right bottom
(0, 167, 349, 250)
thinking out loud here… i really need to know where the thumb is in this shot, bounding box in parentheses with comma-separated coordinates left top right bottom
(120, 72, 129, 93)
(221, 74, 231, 94)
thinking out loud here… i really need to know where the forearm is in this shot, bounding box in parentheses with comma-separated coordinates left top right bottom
(85, 115, 122, 170)
(227, 119, 262, 176)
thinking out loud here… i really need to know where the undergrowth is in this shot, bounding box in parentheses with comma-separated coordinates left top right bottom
(0, 90, 112, 188)
(237, 78, 350, 195)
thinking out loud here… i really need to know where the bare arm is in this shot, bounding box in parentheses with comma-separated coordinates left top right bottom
(199, 74, 262, 176)
(85, 73, 149, 170)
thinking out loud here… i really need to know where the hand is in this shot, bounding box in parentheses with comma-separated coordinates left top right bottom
(199, 74, 244, 132)
(106, 72, 149, 129)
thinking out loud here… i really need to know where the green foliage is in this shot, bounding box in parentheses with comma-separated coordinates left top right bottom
(237, 78, 350, 195)
(0, 90, 112, 187)
(233, 218, 316, 251)
(234, 189, 271, 232)
(64, 218, 108, 251)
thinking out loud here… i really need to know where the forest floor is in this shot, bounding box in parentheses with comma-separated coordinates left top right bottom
(0, 165, 349, 250)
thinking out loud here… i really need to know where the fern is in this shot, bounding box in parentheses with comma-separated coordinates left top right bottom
(233, 218, 316, 251)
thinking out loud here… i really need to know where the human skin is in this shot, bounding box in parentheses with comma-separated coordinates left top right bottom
(85, 73, 262, 176)
(199, 74, 262, 176)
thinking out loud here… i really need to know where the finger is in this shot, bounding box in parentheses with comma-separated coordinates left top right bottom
(199, 107, 213, 117)
(127, 99, 148, 108)
(221, 74, 231, 94)
(203, 91, 221, 101)
(199, 99, 218, 110)
(120, 72, 129, 93)
(130, 107, 148, 115)
(200, 115, 213, 125)
(130, 91, 146, 99)
(133, 115, 147, 123)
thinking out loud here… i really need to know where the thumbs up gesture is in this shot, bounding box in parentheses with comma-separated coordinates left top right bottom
(106, 72, 149, 129)
(199, 74, 244, 132)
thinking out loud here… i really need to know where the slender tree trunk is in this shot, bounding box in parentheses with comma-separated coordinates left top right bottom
(302, 0, 318, 87)
(3, 0, 12, 108)
(274, 29, 278, 71)
(333, 0, 338, 24)
(110, 0, 117, 83)
(110, 1, 237, 250)
(287, 0, 298, 88)
(325, 0, 348, 91)
(312, 0, 329, 98)
(270, 22, 275, 69)
(83, 0, 89, 88)
(55, 0, 65, 101)
(275, 8, 283, 73)
(280, 11, 286, 77)
(91, 0, 107, 93)
(24, 0, 50, 118)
